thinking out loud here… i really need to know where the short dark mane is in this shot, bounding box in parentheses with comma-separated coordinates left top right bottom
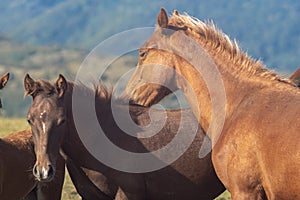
(68, 81, 127, 105)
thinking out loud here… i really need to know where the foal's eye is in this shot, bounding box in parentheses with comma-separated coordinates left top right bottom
(57, 119, 66, 126)
(47, 90, 54, 97)
(27, 118, 33, 125)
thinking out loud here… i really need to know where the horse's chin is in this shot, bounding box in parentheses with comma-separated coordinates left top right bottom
(130, 90, 155, 107)
(134, 98, 152, 107)
(127, 82, 173, 107)
(36, 176, 54, 183)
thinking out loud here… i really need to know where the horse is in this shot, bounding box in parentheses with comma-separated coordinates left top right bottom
(290, 68, 300, 87)
(61, 152, 114, 200)
(125, 8, 300, 199)
(0, 72, 65, 199)
(0, 130, 65, 200)
(0, 72, 9, 108)
(24, 74, 225, 199)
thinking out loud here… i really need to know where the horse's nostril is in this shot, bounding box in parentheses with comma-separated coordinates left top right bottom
(33, 164, 55, 181)
(48, 165, 54, 178)
(33, 164, 39, 177)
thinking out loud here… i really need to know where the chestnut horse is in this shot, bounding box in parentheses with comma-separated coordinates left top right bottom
(24, 74, 225, 199)
(0, 72, 64, 199)
(290, 68, 300, 87)
(125, 8, 300, 199)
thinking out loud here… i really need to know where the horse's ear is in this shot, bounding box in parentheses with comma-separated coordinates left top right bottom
(0, 72, 9, 89)
(157, 8, 168, 28)
(56, 74, 67, 98)
(289, 68, 300, 87)
(24, 74, 37, 97)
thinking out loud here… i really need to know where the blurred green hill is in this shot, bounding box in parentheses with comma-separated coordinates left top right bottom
(0, 37, 137, 117)
(1, 0, 300, 70)
(0, 0, 300, 116)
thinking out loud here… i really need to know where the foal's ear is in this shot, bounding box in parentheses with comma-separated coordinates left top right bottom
(0, 72, 9, 89)
(157, 8, 168, 28)
(56, 74, 67, 98)
(24, 74, 37, 97)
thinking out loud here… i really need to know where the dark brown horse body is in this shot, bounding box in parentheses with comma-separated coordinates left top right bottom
(61, 152, 114, 200)
(0, 72, 64, 199)
(125, 9, 300, 200)
(24, 74, 225, 199)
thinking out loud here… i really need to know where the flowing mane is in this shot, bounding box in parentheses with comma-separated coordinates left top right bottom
(168, 11, 294, 85)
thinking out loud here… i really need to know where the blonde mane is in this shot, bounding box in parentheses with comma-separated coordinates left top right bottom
(168, 11, 294, 85)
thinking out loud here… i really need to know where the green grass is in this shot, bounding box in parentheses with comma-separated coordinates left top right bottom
(0, 118, 30, 135)
(215, 190, 231, 200)
(0, 118, 231, 199)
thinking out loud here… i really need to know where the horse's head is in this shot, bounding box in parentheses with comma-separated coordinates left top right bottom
(0, 72, 10, 108)
(24, 74, 67, 182)
(125, 8, 189, 106)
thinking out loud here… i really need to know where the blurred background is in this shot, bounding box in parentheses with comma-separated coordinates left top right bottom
(1, 0, 300, 117)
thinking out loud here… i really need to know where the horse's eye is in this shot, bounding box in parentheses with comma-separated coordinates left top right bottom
(139, 50, 147, 59)
(27, 118, 33, 125)
(58, 119, 66, 126)
(47, 90, 54, 97)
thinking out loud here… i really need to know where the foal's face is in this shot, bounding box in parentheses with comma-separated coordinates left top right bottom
(0, 72, 10, 108)
(25, 74, 67, 182)
(125, 9, 182, 106)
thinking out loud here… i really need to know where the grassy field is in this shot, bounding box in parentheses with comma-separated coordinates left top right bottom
(0, 118, 231, 200)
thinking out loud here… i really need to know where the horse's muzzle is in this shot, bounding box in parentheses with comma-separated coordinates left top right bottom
(33, 163, 55, 182)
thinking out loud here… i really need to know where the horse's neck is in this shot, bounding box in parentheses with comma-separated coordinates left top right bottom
(62, 115, 111, 172)
(62, 92, 99, 168)
(175, 55, 258, 142)
(62, 91, 118, 173)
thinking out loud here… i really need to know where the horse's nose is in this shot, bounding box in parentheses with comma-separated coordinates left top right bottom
(33, 164, 55, 182)
(33, 164, 39, 178)
(42, 164, 54, 180)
